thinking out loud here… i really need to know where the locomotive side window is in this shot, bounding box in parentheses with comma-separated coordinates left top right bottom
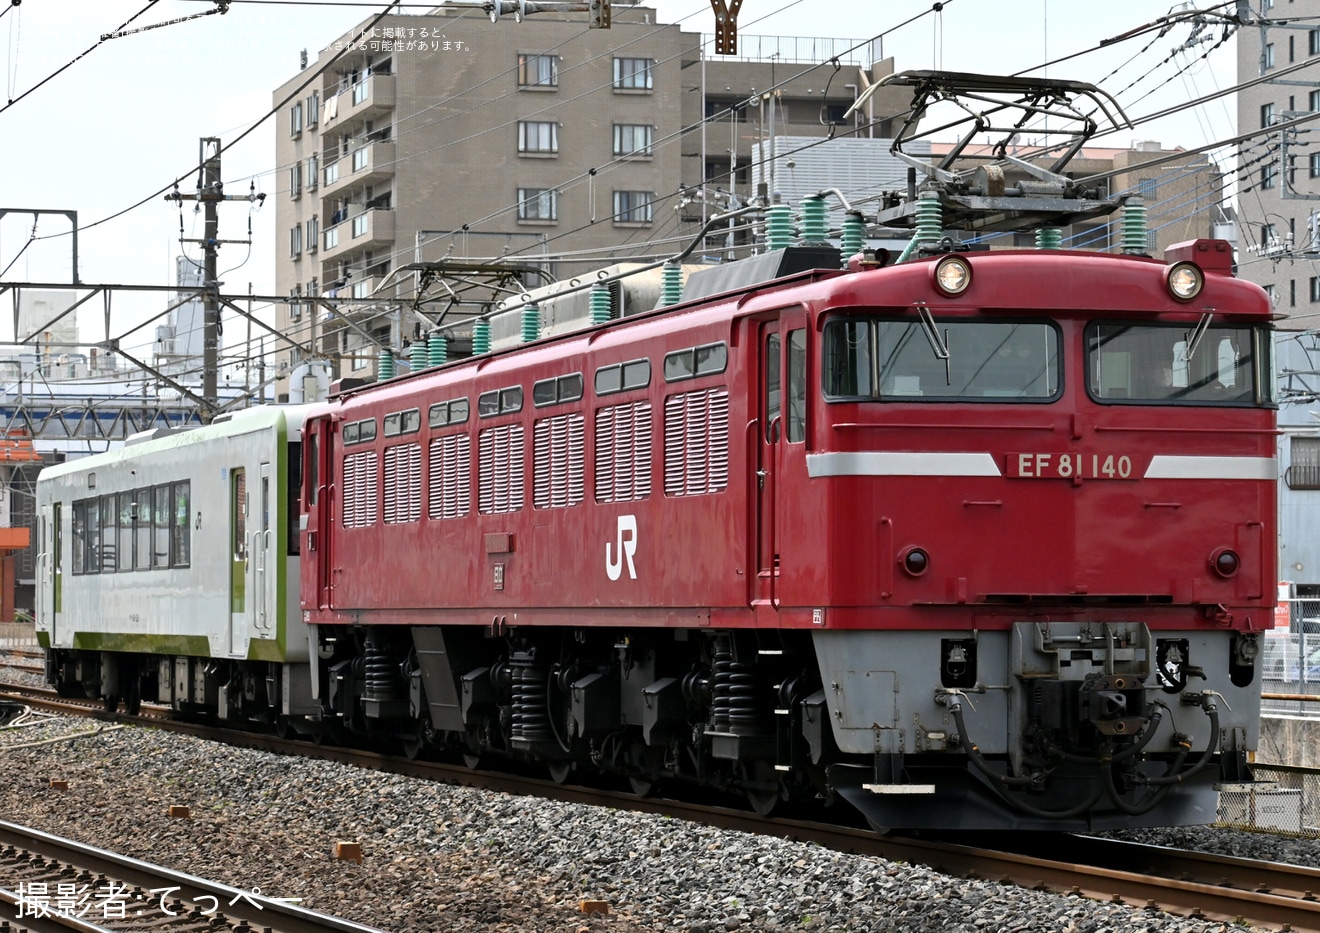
(765, 334, 781, 441)
(533, 373, 585, 407)
(822, 318, 1059, 400)
(71, 502, 86, 575)
(172, 482, 190, 568)
(479, 386, 524, 417)
(153, 486, 171, 568)
(1086, 323, 1262, 405)
(787, 329, 806, 443)
(429, 398, 471, 428)
(665, 343, 728, 382)
(595, 359, 651, 396)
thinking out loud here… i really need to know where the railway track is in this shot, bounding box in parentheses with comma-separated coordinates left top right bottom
(4, 682, 1318, 932)
(0, 819, 390, 933)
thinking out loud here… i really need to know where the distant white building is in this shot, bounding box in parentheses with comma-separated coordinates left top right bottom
(154, 256, 217, 386)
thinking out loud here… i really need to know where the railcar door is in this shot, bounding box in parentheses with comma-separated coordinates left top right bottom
(755, 320, 782, 605)
(254, 463, 272, 634)
(229, 467, 248, 655)
(305, 417, 334, 610)
(39, 504, 60, 644)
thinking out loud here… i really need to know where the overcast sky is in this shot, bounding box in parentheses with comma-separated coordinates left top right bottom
(0, 0, 1240, 357)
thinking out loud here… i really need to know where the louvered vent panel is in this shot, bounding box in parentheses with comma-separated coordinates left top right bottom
(343, 451, 379, 527)
(479, 424, 525, 514)
(596, 401, 651, 502)
(429, 435, 470, 519)
(663, 389, 728, 497)
(384, 444, 421, 524)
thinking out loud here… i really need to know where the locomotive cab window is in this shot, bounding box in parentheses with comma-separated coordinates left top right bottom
(1086, 322, 1269, 405)
(823, 318, 1060, 401)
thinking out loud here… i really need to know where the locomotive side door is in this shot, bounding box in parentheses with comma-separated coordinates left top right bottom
(254, 462, 272, 635)
(304, 416, 335, 610)
(39, 504, 60, 645)
(755, 319, 782, 605)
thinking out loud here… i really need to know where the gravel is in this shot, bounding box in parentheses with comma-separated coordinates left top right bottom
(0, 709, 1300, 933)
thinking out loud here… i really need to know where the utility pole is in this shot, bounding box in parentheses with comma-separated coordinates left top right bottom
(164, 137, 264, 422)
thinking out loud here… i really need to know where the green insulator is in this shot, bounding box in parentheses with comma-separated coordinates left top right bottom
(589, 283, 612, 324)
(1035, 227, 1063, 250)
(521, 303, 541, 343)
(898, 188, 944, 263)
(661, 261, 684, 306)
(765, 203, 794, 251)
(428, 332, 448, 367)
(472, 320, 491, 355)
(1122, 197, 1148, 254)
(840, 211, 867, 263)
(410, 339, 427, 371)
(378, 347, 395, 380)
(798, 195, 828, 245)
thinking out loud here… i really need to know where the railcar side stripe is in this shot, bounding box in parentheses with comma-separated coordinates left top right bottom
(1142, 455, 1277, 480)
(806, 452, 1002, 477)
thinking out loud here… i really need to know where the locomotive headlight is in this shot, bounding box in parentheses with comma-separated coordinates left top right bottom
(1210, 547, 1240, 579)
(1167, 262, 1204, 302)
(933, 256, 972, 296)
(899, 546, 930, 577)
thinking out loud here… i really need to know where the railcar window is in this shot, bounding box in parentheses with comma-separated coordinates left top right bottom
(360, 420, 377, 443)
(595, 358, 651, 396)
(1086, 323, 1262, 405)
(665, 343, 728, 382)
(85, 500, 100, 573)
(429, 398, 470, 428)
(288, 441, 302, 556)
(100, 497, 115, 571)
(153, 486, 171, 568)
(71, 502, 86, 575)
(765, 334, 781, 441)
(135, 493, 151, 572)
(173, 482, 191, 567)
(822, 319, 1060, 401)
(307, 433, 319, 507)
(117, 492, 134, 572)
(382, 409, 420, 437)
(477, 386, 524, 417)
(344, 422, 359, 444)
(787, 329, 806, 443)
(533, 373, 585, 407)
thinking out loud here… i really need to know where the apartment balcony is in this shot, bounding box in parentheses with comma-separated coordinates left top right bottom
(327, 73, 396, 127)
(319, 140, 396, 200)
(320, 209, 395, 262)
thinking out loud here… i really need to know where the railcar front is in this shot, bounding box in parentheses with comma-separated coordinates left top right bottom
(35, 406, 314, 722)
(797, 240, 1275, 829)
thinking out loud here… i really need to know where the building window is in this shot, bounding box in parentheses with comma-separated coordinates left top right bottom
(1137, 177, 1157, 199)
(307, 154, 319, 191)
(613, 190, 653, 224)
(1264, 42, 1276, 70)
(325, 227, 338, 250)
(517, 53, 558, 88)
(1311, 153, 1320, 178)
(352, 148, 369, 172)
(289, 225, 302, 258)
(613, 124, 653, 156)
(517, 187, 558, 221)
(518, 121, 559, 154)
(613, 57, 653, 90)
(1262, 162, 1278, 190)
(1262, 102, 1276, 128)
(307, 91, 320, 128)
(1288, 436, 1320, 490)
(353, 213, 369, 238)
(1311, 27, 1320, 56)
(306, 216, 319, 254)
(1262, 223, 1277, 247)
(289, 101, 303, 136)
(289, 163, 302, 199)
(1311, 276, 1320, 302)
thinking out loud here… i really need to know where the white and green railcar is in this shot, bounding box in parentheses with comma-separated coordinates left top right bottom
(34, 405, 316, 721)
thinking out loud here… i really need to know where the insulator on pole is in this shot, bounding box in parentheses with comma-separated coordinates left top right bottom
(661, 261, 684, 306)
(521, 303, 541, 343)
(797, 195, 828, 245)
(473, 320, 491, 355)
(1035, 227, 1063, 250)
(1121, 197, 1148, 255)
(765, 203, 794, 251)
(589, 283, 612, 323)
(840, 211, 867, 265)
(428, 332, 448, 366)
(378, 347, 395, 380)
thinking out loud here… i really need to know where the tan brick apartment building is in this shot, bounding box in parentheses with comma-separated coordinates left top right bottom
(271, 4, 907, 390)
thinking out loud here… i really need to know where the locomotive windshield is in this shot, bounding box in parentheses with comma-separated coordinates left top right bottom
(822, 319, 1060, 400)
(1086, 322, 1273, 405)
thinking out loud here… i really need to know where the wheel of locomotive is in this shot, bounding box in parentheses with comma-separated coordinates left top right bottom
(547, 761, 573, 785)
(743, 761, 781, 817)
(273, 716, 293, 739)
(400, 727, 427, 760)
(627, 742, 663, 798)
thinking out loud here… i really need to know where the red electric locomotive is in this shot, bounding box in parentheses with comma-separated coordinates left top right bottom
(299, 234, 1274, 830)
(298, 75, 1276, 830)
